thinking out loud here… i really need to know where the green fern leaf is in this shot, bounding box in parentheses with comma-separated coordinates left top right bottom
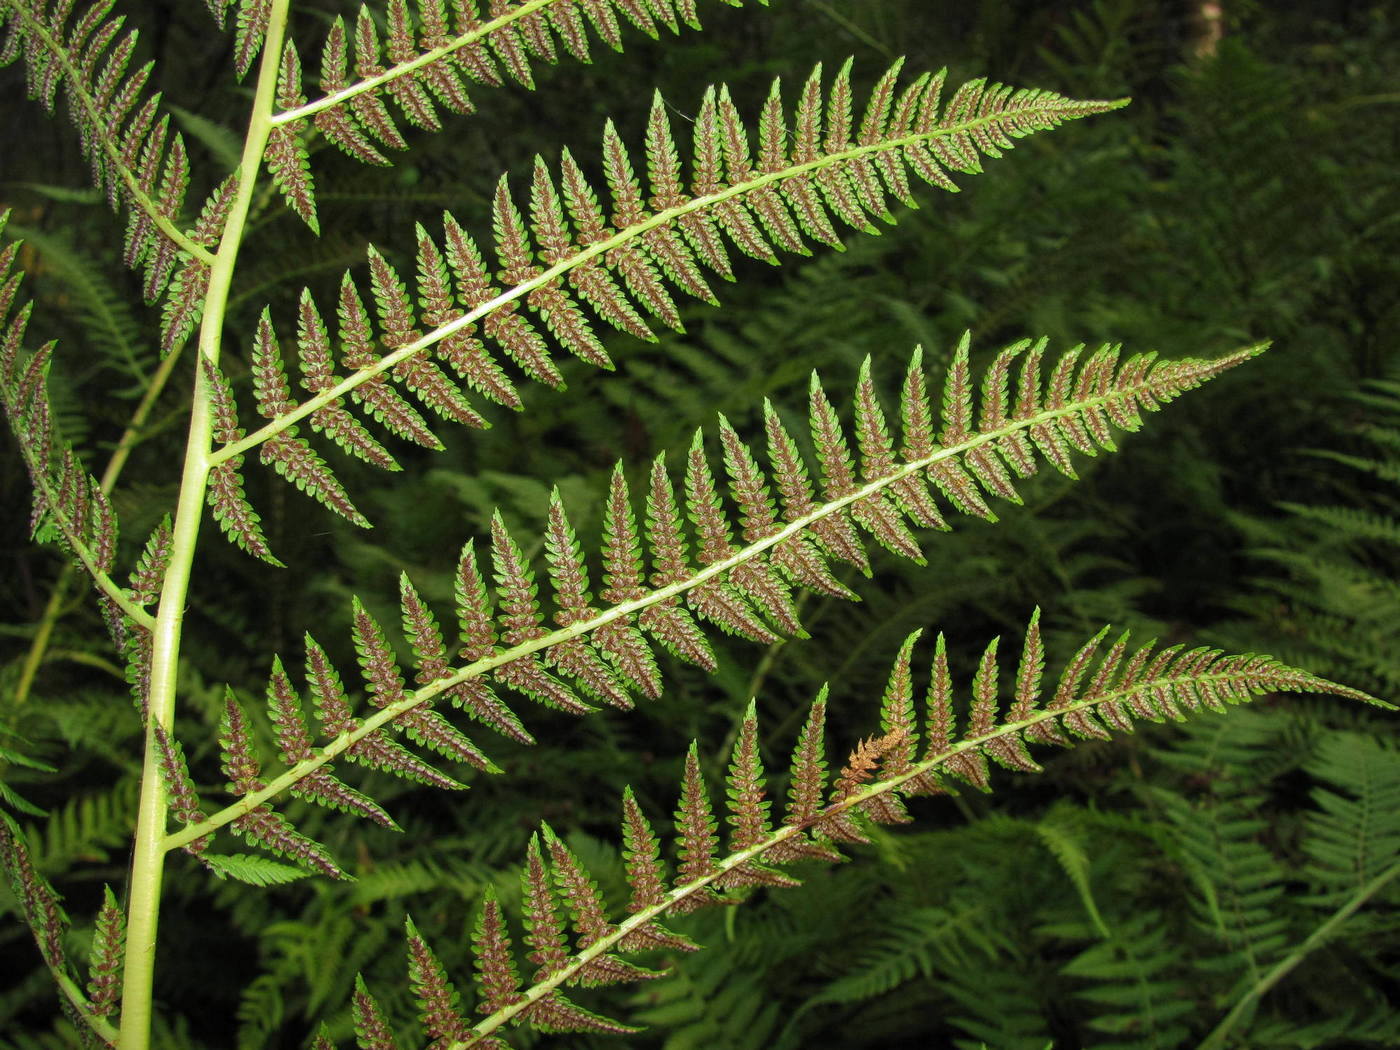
(202, 852, 314, 887)
(1, 0, 205, 299)
(1303, 733, 1400, 897)
(1060, 913, 1192, 1049)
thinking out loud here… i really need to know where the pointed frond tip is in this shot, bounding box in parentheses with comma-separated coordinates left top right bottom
(222, 60, 1126, 508)
(168, 333, 1270, 859)
(345, 614, 1375, 1045)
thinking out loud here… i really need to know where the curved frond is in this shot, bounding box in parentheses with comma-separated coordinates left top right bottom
(336, 616, 1373, 1046)
(212, 63, 1127, 531)
(1303, 733, 1400, 898)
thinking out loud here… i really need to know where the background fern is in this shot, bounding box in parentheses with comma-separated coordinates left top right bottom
(2, 1, 1398, 1049)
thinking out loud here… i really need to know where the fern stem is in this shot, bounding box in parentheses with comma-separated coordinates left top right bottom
(1197, 858, 1400, 1050)
(271, 0, 561, 127)
(0, 2, 213, 265)
(208, 97, 1130, 467)
(115, 5, 292, 1047)
(41, 647, 125, 678)
(165, 345, 1270, 851)
(9, 578, 71, 713)
(54, 970, 120, 1046)
(98, 340, 188, 495)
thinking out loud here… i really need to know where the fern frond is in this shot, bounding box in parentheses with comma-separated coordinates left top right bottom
(351, 974, 399, 1050)
(0, 214, 154, 625)
(202, 356, 282, 564)
(212, 64, 1126, 529)
(0, 812, 68, 973)
(0, 0, 211, 290)
(1060, 912, 1193, 1050)
(1152, 715, 1298, 992)
(1302, 733, 1400, 899)
(202, 851, 314, 886)
(1195, 730, 1400, 1050)
(3, 221, 148, 378)
(260, 0, 770, 225)
(0, 811, 119, 1043)
(30, 777, 139, 874)
(168, 333, 1267, 857)
(406, 914, 474, 1049)
(337, 616, 1370, 1046)
(799, 903, 992, 1012)
(152, 724, 209, 858)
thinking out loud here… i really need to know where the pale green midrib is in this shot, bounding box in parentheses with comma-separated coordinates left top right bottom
(455, 660, 1320, 1045)
(164, 354, 1246, 850)
(3, 0, 214, 265)
(272, 0, 562, 127)
(209, 95, 1127, 467)
(115, 3, 292, 1047)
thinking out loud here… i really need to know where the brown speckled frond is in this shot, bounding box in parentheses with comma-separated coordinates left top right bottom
(472, 887, 522, 1015)
(671, 741, 723, 913)
(345, 618, 1375, 1045)
(229, 803, 346, 879)
(405, 916, 473, 1050)
(227, 67, 1126, 551)
(152, 724, 210, 857)
(351, 975, 399, 1050)
(4, 1, 195, 305)
(85, 886, 124, 1019)
(215, 338, 1263, 818)
(0, 812, 68, 972)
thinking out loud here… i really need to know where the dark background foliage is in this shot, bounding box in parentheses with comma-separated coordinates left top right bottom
(2, 1, 1398, 1047)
